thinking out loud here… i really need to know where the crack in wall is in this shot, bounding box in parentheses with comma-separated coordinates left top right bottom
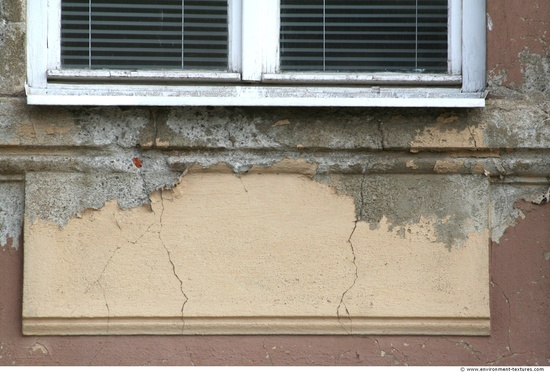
(87, 344, 105, 366)
(336, 220, 359, 334)
(491, 279, 514, 356)
(454, 339, 483, 361)
(20, 162, 500, 338)
(377, 343, 404, 365)
(84, 214, 158, 324)
(185, 346, 196, 366)
(239, 175, 248, 193)
(486, 351, 532, 366)
(85, 217, 157, 293)
(97, 281, 110, 333)
(262, 341, 275, 366)
(158, 190, 188, 334)
(374, 339, 383, 356)
(388, 345, 407, 365)
(84, 244, 120, 314)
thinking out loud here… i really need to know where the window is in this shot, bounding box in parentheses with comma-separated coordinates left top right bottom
(26, 0, 486, 107)
(279, 1, 449, 73)
(60, 1, 230, 70)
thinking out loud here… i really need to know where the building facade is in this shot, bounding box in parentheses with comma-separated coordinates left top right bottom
(0, 0, 549, 365)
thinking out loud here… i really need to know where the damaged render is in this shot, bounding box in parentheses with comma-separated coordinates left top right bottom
(1, 0, 549, 364)
(23, 164, 491, 335)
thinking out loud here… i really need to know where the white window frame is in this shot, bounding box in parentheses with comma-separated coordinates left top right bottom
(26, 0, 486, 107)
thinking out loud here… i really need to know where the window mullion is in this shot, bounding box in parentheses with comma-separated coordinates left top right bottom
(241, 0, 263, 81)
(228, 0, 242, 73)
(48, 0, 62, 70)
(181, 0, 189, 70)
(261, 0, 280, 75)
(462, 0, 486, 92)
(449, 0, 462, 74)
(27, 0, 48, 88)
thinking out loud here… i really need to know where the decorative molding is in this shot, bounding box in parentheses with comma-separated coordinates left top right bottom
(23, 317, 490, 336)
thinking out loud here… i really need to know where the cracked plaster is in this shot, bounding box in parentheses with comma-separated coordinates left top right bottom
(319, 173, 489, 249)
(0, 0, 547, 362)
(23, 165, 490, 335)
(490, 183, 550, 243)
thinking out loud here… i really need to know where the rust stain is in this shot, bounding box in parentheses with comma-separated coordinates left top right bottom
(132, 157, 143, 169)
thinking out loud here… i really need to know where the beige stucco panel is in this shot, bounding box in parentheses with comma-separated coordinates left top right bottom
(23, 203, 185, 318)
(162, 172, 355, 317)
(345, 218, 489, 319)
(23, 169, 489, 334)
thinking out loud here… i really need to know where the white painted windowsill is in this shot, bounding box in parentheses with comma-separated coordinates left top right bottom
(26, 84, 486, 108)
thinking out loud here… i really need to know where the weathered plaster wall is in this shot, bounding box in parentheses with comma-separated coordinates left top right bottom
(487, 0, 549, 95)
(22, 169, 490, 336)
(1, 201, 548, 365)
(1, 0, 549, 366)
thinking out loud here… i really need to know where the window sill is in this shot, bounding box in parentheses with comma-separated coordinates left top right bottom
(26, 84, 486, 107)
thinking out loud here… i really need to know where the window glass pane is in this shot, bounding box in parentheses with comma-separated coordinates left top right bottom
(61, 0, 228, 70)
(280, 0, 448, 73)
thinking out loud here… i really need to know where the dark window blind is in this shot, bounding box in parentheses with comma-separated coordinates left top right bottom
(280, 0, 449, 73)
(61, 0, 228, 70)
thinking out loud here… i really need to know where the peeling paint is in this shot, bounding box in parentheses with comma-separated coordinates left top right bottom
(17, 155, 550, 251)
(321, 174, 489, 249)
(30, 343, 49, 355)
(0, 0, 549, 361)
(490, 184, 550, 243)
(23, 166, 489, 335)
(24, 172, 181, 227)
(6, 191, 548, 364)
(433, 160, 464, 173)
(410, 124, 486, 151)
(0, 181, 23, 249)
(405, 160, 418, 170)
(23, 169, 357, 331)
(487, 0, 549, 95)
